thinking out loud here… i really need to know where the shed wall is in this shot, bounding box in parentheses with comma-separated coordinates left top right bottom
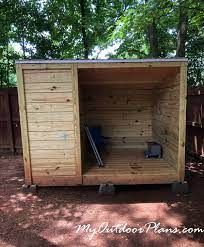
(152, 75, 180, 168)
(17, 65, 81, 185)
(80, 85, 153, 148)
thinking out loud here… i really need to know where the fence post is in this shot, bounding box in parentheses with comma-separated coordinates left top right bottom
(5, 91, 15, 154)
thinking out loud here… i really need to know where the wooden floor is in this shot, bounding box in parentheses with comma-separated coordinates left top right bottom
(82, 149, 178, 185)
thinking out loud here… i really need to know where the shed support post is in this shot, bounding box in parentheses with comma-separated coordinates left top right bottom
(99, 183, 115, 195)
(171, 181, 189, 194)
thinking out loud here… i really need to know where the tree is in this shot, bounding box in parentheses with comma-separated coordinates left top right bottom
(0, 0, 203, 87)
(176, 0, 188, 57)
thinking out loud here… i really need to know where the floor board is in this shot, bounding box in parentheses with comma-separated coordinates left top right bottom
(82, 149, 178, 185)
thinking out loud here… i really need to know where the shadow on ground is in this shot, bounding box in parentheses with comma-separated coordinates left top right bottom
(0, 156, 204, 247)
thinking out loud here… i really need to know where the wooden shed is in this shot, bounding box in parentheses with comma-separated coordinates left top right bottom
(16, 59, 187, 187)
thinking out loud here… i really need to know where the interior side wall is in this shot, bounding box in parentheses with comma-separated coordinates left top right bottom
(152, 73, 180, 168)
(80, 85, 153, 149)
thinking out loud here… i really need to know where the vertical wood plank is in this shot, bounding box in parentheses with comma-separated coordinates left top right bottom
(5, 91, 15, 153)
(16, 64, 32, 184)
(72, 64, 82, 179)
(178, 62, 187, 182)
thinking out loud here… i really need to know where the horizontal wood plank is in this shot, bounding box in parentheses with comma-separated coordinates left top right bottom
(32, 175, 82, 186)
(24, 70, 72, 83)
(30, 140, 76, 150)
(31, 158, 76, 164)
(82, 175, 178, 185)
(30, 149, 76, 159)
(25, 82, 73, 93)
(28, 121, 74, 131)
(29, 131, 75, 141)
(25, 92, 73, 103)
(27, 112, 74, 122)
(32, 167, 76, 176)
(27, 103, 73, 113)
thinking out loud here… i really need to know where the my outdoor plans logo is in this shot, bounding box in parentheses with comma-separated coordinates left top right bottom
(74, 222, 204, 240)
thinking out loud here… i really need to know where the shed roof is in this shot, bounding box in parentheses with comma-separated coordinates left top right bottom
(15, 58, 188, 64)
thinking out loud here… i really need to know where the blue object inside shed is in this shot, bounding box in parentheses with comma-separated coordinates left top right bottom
(145, 142, 162, 158)
(88, 126, 106, 151)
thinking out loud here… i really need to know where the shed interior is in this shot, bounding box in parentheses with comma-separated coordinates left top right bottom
(78, 66, 180, 183)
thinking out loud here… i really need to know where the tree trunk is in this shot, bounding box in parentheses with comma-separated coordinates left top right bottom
(6, 40, 9, 85)
(147, 19, 160, 58)
(5, 17, 10, 86)
(22, 35, 26, 59)
(145, 0, 160, 58)
(176, 5, 188, 57)
(79, 0, 89, 59)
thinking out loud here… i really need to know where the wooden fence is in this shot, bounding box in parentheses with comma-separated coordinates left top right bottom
(0, 86, 203, 157)
(0, 88, 22, 153)
(186, 87, 204, 157)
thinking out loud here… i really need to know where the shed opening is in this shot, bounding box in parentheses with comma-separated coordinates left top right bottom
(78, 66, 180, 184)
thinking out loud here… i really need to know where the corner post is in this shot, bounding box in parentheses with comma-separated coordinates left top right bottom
(178, 62, 187, 182)
(16, 64, 32, 185)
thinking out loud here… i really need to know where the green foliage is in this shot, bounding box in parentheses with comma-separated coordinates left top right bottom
(0, 0, 203, 87)
(186, 1, 204, 85)
(110, 0, 176, 58)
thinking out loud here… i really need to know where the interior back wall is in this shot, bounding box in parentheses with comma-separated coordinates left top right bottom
(80, 85, 153, 149)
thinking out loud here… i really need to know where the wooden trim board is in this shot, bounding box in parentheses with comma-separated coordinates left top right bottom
(16, 59, 188, 70)
(72, 65, 82, 178)
(82, 174, 178, 185)
(178, 63, 187, 182)
(16, 64, 32, 184)
(18, 63, 72, 70)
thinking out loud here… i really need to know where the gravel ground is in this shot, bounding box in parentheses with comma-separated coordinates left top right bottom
(0, 155, 204, 247)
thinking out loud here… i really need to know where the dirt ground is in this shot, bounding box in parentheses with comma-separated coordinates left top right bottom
(0, 156, 204, 247)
